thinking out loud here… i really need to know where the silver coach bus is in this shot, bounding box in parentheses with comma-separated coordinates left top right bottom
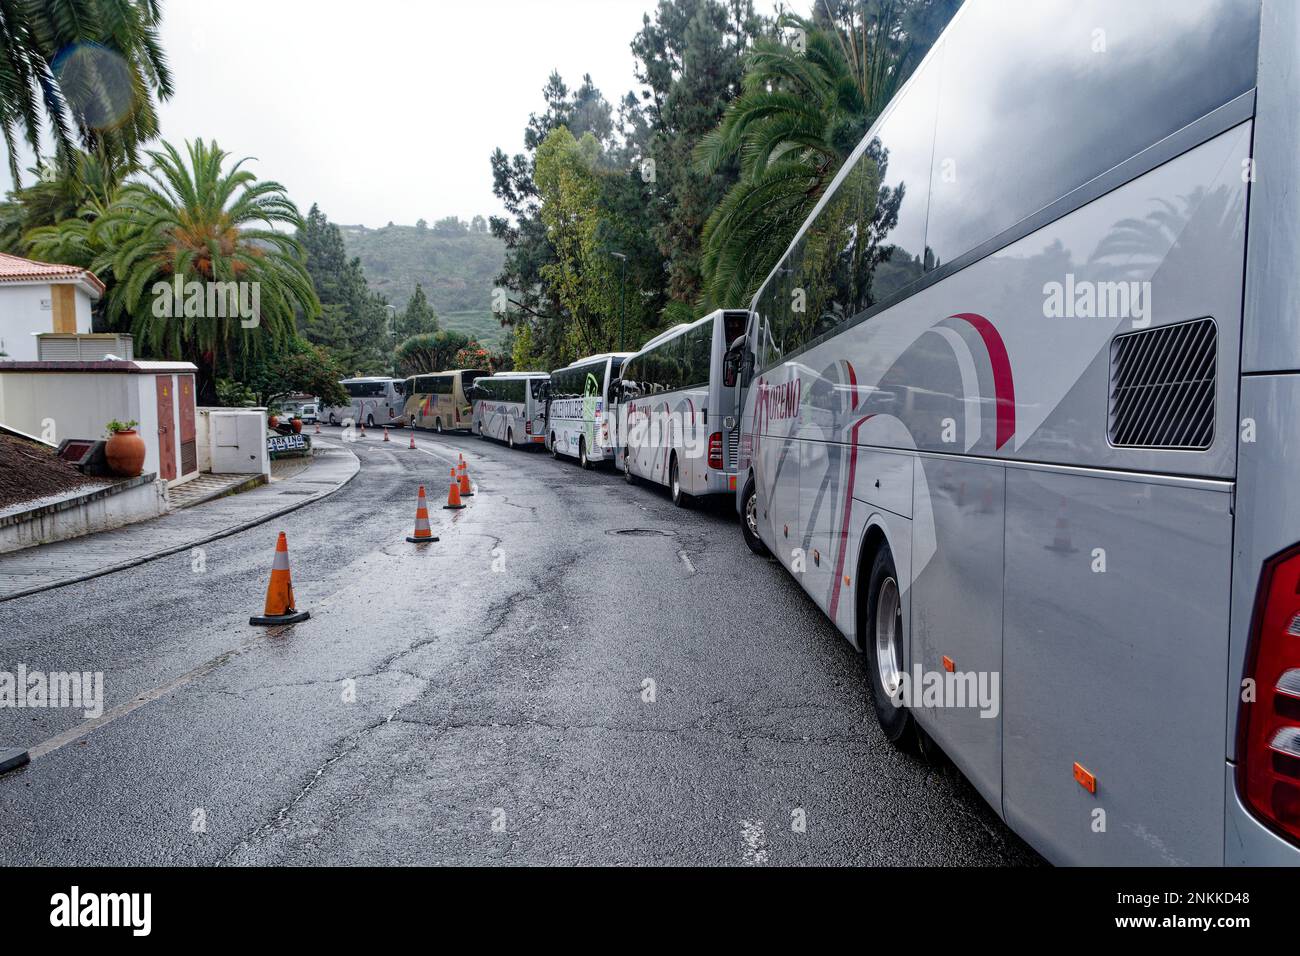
(616, 310, 749, 506)
(471, 372, 549, 449)
(728, 0, 1300, 865)
(321, 377, 405, 428)
(546, 352, 633, 468)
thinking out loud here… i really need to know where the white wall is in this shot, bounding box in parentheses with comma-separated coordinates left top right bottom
(0, 284, 53, 361)
(0, 283, 94, 361)
(0, 371, 134, 446)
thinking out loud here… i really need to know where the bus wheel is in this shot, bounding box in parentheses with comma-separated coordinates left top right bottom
(328, 413, 338, 426)
(507, 429, 515, 450)
(434, 418, 443, 434)
(864, 546, 917, 750)
(624, 450, 636, 484)
(740, 477, 768, 556)
(670, 456, 691, 508)
(578, 438, 592, 469)
(550, 434, 560, 459)
(366, 414, 375, 429)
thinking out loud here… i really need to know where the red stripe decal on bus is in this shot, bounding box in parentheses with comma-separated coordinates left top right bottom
(949, 312, 1015, 450)
(828, 414, 876, 622)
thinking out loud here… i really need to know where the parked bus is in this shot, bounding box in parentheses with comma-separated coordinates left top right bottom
(727, 0, 1298, 866)
(616, 309, 749, 506)
(471, 372, 549, 449)
(321, 377, 405, 428)
(403, 369, 487, 432)
(546, 352, 633, 468)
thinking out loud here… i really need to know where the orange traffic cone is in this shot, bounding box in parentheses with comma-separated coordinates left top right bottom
(406, 485, 440, 543)
(250, 532, 310, 625)
(383, 426, 390, 442)
(408, 433, 416, 449)
(457, 454, 466, 475)
(458, 467, 473, 498)
(359, 422, 367, 438)
(443, 467, 466, 510)
(314, 422, 321, 435)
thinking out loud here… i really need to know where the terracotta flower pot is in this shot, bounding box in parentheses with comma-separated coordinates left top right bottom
(291, 417, 303, 434)
(268, 414, 280, 429)
(105, 429, 146, 478)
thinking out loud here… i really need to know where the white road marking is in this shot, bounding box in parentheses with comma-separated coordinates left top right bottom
(739, 818, 768, 866)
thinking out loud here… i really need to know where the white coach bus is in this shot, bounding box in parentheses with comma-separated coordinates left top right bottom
(728, 0, 1299, 865)
(546, 352, 633, 468)
(471, 372, 549, 449)
(321, 377, 406, 428)
(616, 309, 749, 506)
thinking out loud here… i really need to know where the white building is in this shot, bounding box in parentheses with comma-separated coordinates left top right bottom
(0, 252, 104, 361)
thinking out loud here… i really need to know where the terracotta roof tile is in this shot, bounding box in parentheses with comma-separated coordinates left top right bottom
(0, 252, 105, 295)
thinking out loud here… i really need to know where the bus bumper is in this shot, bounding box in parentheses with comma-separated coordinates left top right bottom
(1224, 762, 1300, 864)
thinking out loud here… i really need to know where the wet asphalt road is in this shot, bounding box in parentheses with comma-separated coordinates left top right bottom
(0, 425, 1040, 866)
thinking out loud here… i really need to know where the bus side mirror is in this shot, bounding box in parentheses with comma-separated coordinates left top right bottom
(608, 378, 621, 399)
(724, 335, 746, 388)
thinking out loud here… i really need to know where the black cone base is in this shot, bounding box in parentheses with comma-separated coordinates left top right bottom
(406, 535, 440, 543)
(250, 609, 311, 626)
(443, 504, 466, 510)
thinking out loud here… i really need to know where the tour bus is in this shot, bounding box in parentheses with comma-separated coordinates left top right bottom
(471, 372, 550, 449)
(616, 310, 749, 506)
(403, 369, 487, 432)
(726, 0, 1300, 866)
(546, 352, 633, 467)
(321, 377, 406, 427)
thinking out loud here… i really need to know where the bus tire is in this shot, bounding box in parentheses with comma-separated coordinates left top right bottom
(669, 455, 691, 508)
(434, 418, 443, 434)
(740, 477, 768, 556)
(507, 429, 515, 450)
(550, 434, 560, 459)
(578, 438, 592, 469)
(863, 546, 917, 750)
(366, 414, 375, 429)
(328, 413, 338, 426)
(624, 450, 636, 484)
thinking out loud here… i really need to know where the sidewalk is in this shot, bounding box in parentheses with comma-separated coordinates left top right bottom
(0, 439, 359, 602)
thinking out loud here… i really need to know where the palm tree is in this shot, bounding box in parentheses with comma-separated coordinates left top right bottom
(11, 149, 131, 258)
(90, 139, 320, 398)
(696, 2, 956, 309)
(0, 0, 173, 186)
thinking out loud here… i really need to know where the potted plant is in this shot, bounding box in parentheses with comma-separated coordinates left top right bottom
(268, 412, 280, 429)
(291, 416, 303, 434)
(104, 420, 145, 477)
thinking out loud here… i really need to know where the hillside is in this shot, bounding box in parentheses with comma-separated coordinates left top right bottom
(340, 221, 508, 348)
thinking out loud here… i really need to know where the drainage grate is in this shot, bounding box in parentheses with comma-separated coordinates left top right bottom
(1108, 317, 1217, 449)
(606, 528, 672, 537)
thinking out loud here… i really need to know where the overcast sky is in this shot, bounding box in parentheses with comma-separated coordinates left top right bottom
(2, 0, 783, 228)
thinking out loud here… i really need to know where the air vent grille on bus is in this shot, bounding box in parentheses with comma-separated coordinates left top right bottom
(727, 430, 740, 469)
(1108, 317, 1217, 449)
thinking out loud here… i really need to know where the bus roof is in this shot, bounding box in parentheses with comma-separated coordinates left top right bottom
(484, 371, 549, 379)
(340, 376, 401, 383)
(563, 352, 635, 368)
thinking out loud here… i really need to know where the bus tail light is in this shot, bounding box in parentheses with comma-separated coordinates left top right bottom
(708, 432, 723, 470)
(525, 421, 533, 435)
(1239, 544, 1300, 846)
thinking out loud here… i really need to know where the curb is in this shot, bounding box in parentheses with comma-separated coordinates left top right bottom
(0, 443, 361, 603)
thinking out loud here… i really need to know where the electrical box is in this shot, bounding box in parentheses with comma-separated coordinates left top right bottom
(209, 410, 270, 475)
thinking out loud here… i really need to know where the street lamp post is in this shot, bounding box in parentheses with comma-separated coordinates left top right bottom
(610, 252, 627, 352)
